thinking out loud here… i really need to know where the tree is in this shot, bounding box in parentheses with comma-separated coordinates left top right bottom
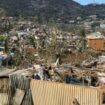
(79, 28, 86, 52)
(0, 8, 6, 17)
(4, 38, 9, 53)
(29, 36, 36, 48)
(80, 28, 86, 38)
(0, 35, 6, 42)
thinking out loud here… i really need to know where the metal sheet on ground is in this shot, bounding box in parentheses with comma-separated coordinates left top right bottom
(12, 89, 25, 105)
(31, 80, 102, 105)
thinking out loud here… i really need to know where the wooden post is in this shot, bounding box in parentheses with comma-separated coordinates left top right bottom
(82, 75, 85, 86)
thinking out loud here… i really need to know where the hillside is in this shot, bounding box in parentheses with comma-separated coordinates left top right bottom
(0, 0, 84, 22)
(0, 0, 105, 22)
(85, 4, 105, 19)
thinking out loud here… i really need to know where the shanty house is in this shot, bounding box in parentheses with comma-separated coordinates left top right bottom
(86, 32, 104, 51)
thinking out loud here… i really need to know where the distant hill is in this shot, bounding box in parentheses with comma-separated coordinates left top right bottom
(0, 0, 105, 22)
(85, 4, 105, 18)
(0, 0, 84, 20)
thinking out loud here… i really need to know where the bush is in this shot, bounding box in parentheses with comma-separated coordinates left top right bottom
(0, 35, 6, 42)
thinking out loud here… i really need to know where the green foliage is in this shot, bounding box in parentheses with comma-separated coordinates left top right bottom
(91, 22, 100, 28)
(0, 35, 6, 42)
(0, 8, 6, 17)
(13, 52, 22, 66)
(4, 38, 9, 53)
(0, 0, 105, 24)
(0, 0, 84, 23)
(78, 28, 87, 52)
(0, 35, 9, 53)
(91, 52, 102, 58)
(25, 53, 35, 61)
(28, 36, 36, 48)
(79, 28, 86, 37)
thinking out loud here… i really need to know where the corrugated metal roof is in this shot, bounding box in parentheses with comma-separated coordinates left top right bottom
(86, 32, 104, 39)
(31, 80, 102, 105)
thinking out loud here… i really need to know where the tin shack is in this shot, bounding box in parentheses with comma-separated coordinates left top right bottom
(86, 32, 104, 51)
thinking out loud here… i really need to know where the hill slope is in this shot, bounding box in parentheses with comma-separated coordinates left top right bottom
(0, 0, 105, 22)
(0, 0, 84, 21)
(85, 4, 105, 18)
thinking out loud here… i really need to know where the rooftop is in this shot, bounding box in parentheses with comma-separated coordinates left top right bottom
(86, 32, 104, 39)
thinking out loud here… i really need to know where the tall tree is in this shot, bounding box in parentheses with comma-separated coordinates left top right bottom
(29, 36, 36, 48)
(4, 38, 9, 53)
(79, 28, 86, 52)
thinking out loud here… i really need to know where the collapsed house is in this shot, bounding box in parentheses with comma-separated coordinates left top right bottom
(31, 80, 105, 105)
(0, 64, 105, 105)
(0, 68, 34, 105)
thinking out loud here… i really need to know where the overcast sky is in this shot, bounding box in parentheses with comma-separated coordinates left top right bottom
(73, 0, 105, 5)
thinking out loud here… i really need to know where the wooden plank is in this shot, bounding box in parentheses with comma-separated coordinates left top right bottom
(12, 89, 25, 105)
(0, 69, 16, 77)
(9, 68, 34, 77)
(0, 93, 9, 105)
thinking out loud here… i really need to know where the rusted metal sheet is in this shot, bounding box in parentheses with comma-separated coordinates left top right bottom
(87, 39, 104, 51)
(31, 80, 102, 105)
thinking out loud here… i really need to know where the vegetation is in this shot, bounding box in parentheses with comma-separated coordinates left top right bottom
(78, 28, 87, 52)
(0, 35, 6, 42)
(0, 0, 105, 23)
(4, 37, 9, 53)
(0, 8, 6, 17)
(29, 36, 36, 48)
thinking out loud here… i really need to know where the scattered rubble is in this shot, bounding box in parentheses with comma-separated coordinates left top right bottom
(0, 18, 105, 105)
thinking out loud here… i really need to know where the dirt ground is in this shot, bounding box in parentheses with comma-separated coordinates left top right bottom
(61, 52, 91, 64)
